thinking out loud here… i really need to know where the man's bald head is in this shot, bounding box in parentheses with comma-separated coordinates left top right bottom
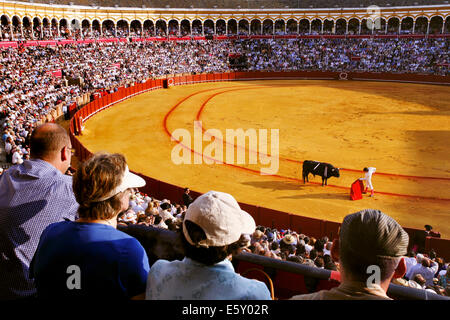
(30, 123, 71, 160)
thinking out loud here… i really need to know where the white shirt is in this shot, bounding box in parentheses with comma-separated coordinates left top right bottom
(404, 256, 418, 279)
(12, 151, 23, 165)
(408, 261, 439, 286)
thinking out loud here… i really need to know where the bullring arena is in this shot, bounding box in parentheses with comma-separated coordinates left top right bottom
(78, 77, 450, 237)
(2, 0, 450, 302)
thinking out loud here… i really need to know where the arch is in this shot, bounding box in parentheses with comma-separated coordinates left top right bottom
(310, 18, 322, 34)
(400, 16, 414, 34)
(155, 19, 167, 36)
(130, 20, 142, 37)
(1, 14, 11, 40)
(180, 19, 190, 36)
(298, 18, 309, 34)
(360, 19, 372, 34)
(204, 19, 214, 35)
(227, 19, 237, 35)
(238, 19, 249, 35)
(216, 19, 226, 35)
(335, 18, 346, 35)
(1, 14, 10, 25)
(348, 18, 360, 34)
(274, 19, 285, 35)
(116, 19, 129, 38)
(32, 17, 41, 38)
(414, 16, 428, 34)
(387, 17, 400, 34)
(444, 16, 450, 33)
(81, 19, 91, 38)
(192, 19, 202, 35)
(168, 19, 179, 36)
(286, 19, 297, 34)
(373, 17, 387, 34)
(323, 19, 334, 34)
(429, 16, 444, 34)
(249, 19, 261, 35)
(102, 19, 115, 37)
(143, 20, 154, 37)
(262, 19, 273, 35)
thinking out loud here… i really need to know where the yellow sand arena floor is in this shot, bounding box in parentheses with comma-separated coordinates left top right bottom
(78, 80, 450, 238)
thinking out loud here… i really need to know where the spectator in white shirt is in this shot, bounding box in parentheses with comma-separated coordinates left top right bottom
(408, 257, 439, 286)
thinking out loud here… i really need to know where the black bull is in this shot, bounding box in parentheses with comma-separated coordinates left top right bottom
(302, 160, 340, 186)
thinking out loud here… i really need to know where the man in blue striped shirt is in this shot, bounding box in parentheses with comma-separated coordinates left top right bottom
(0, 123, 79, 300)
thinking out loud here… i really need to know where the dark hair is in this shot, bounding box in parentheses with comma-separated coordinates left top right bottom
(271, 242, 279, 250)
(309, 249, 318, 260)
(363, 167, 369, 172)
(296, 243, 306, 255)
(30, 123, 70, 159)
(160, 202, 171, 210)
(314, 239, 325, 252)
(304, 236, 310, 244)
(182, 220, 248, 266)
(315, 257, 325, 268)
(153, 215, 162, 225)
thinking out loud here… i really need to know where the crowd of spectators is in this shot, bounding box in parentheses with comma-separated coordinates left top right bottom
(111, 189, 450, 298)
(1, 38, 447, 167)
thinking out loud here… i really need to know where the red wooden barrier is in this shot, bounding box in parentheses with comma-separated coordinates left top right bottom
(200, 74, 207, 82)
(426, 237, 450, 261)
(186, 75, 193, 83)
(323, 220, 341, 240)
(238, 202, 260, 224)
(258, 207, 290, 230)
(274, 271, 309, 299)
(289, 215, 323, 239)
(206, 73, 214, 82)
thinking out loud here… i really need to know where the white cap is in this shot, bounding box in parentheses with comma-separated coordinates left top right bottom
(182, 191, 256, 248)
(93, 165, 145, 202)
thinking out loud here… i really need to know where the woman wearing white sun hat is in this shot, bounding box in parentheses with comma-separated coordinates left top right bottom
(30, 152, 149, 299)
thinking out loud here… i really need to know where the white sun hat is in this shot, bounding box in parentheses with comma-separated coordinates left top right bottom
(94, 165, 146, 202)
(182, 190, 256, 248)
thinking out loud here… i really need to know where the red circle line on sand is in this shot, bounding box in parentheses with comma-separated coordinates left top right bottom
(162, 85, 450, 202)
(196, 86, 450, 182)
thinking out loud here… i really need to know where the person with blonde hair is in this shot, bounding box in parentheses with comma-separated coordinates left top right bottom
(30, 152, 150, 299)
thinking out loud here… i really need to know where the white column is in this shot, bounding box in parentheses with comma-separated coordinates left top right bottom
(297, 21, 299, 34)
(284, 22, 287, 34)
(358, 21, 361, 34)
(442, 21, 445, 34)
(412, 20, 416, 34)
(272, 22, 275, 34)
(20, 23, 23, 39)
(225, 22, 228, 35)
(426, 21, 430, 35)
(309, 21, 312, 34)
(248, 22, 250, 35)
(346, 21, 349, 34)
(321, 21, 324, 34)
(10, 22, 14, 40)
(261, 22, 263, 35)
(114, 22, 117, 37)
(398, 21, 401, 34)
